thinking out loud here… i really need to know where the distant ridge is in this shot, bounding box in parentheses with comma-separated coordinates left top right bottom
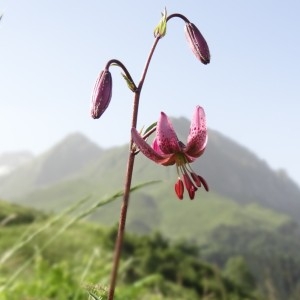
(0, 151, 34, 176)
(0, 132, 102, 197)
(34, 132, 103, 186)
(197, 128, 300, 221)
(0, 118, 300, 222)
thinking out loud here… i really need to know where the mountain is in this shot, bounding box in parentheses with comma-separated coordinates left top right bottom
(195, 126, 300, 221)
(0, 132, 102, 198)
(0, 151, 34, 176)
(2, 117, 299, 221)
(1, 120, 300, 299)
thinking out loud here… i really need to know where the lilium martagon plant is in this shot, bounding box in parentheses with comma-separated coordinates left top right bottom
(90, 8, 210, 300)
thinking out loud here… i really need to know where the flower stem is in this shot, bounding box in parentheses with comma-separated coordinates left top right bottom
(167, 13, 189, 23)
(107, 36, 161, 300)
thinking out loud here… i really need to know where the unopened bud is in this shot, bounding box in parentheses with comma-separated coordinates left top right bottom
(185, 22, 210, 65)
(91, 70, 112, 119)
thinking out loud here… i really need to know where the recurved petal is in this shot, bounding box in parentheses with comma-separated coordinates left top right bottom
(152, 138, 165, 156)
(186, 106, 207, 157)
(156, 112, 181, 154)
(131, 128, 174, 165)
(185, 147, 206, 163)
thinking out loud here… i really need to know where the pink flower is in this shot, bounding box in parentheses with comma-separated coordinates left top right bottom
(131, 106, 209, 200)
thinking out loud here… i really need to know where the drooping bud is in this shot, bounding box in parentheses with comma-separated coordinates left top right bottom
(91, 70, 112, 119)
(175, 178, 184, 200)
(185, 22, 210, 64)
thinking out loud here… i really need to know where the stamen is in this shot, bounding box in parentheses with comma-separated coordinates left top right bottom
(198, 175, 209, 192)
(175, 158, 208, 199)
(191, 172, 202, 187)
(174, 178, 184, 200)
(183, 173, 197, 200)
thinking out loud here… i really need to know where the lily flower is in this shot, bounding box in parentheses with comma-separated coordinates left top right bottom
(91, 70, 112, 119)
(131, 105, 209, 200)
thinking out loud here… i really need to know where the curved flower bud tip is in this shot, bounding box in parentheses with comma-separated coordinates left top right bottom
(91, 70, 112, 119)
(185, 22, 210, 64)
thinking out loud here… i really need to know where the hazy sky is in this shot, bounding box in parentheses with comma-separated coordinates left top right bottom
(1, 1, 300, 185)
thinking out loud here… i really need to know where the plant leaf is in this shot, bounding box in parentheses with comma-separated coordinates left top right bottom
(143, 122, 157, 135)
(121, 73, 136, 92)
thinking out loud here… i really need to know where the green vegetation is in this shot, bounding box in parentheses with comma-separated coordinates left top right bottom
(0, 199, 263, 300)
(1, 198, 300, 299)
(0, 200, 45, 225)
(206, 222, 300, 299)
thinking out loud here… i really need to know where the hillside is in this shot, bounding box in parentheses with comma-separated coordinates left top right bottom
(1, 119, 300, 299)
(0, 117, 299, 223)
(0, 151, 34, 176)
(0, 132, 102, 197)
(0, 199, 264, 300)
(1, 197, 300, 299)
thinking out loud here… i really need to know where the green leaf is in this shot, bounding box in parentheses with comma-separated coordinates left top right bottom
(143, 122, 157, 135)
(88, 292, 102, 300)
(121, 73, 136, 92)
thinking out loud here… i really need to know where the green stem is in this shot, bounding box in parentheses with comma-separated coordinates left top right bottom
(107, 36, 160, 300)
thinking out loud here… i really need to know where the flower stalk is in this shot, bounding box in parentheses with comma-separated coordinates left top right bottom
(106, 35, 160, 300)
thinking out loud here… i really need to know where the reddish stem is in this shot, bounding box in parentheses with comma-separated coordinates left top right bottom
(107, 36, 160, 300)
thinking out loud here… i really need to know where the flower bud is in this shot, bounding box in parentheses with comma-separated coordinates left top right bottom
(91, 70, 112, 119)
(185, 22, 210, 64)
(154, 7, 167, 38)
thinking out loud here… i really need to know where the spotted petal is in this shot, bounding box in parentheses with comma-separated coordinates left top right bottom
(156, 112, 181, 154)
(131, 128, 175, 165)
(186, 106, 207, 157)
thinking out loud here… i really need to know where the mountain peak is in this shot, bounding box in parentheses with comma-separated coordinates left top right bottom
(51, 132, 100, 150)
(34, 132, 102, 186)
(0, 133, 103, 197)
(1, 125, 300, 223)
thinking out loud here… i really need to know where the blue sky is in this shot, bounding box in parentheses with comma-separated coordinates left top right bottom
(1, 1, 300, 186)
